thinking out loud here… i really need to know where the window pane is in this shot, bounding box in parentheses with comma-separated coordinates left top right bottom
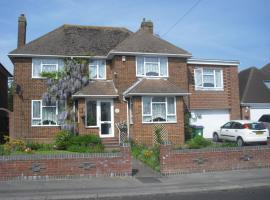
(142, 97, 151, 114)
(203, 69, 214, 75)
(58, 59, 64, 71)
(33, 59, 42, 77)
(145, 57, 158, 63)
(143, 116, 152, 122)
(167, 115, 176, 122)
(152, 97, 165, 102)
(215, 70, 222, 87)
(87, 101, 97, 126)
(101, 102, 111, 121)
(43, 64, 57, 72)
(42, 59, 58, 64)
(32, 119, 41, 125)
(194, 69, 202, 87)
(33, 101, 41, 118)
(167, 97, 175, 114)
(42, 107, 57, 125)
(152, 103, 166, 122)
(160, 57, 168, 76)
(90, 65, 97, 79)
(203, 75, 214, 87)
(98, 60, 106, 79)
(145, 63, 159, 76)
(136, 57, 144, 75)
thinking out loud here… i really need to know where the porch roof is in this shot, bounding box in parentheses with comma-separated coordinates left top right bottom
(123, 78, 190, 97)
(72, 80, 118, 98)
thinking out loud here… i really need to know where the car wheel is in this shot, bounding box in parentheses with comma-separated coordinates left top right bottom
(237, 137, 244, 147)
(213, 133, 219, 142)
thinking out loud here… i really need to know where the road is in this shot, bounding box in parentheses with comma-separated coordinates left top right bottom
(102, 186, 270, 200)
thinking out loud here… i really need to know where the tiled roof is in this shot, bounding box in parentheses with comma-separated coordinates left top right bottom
(123, 78, 189, 96)
(73, 80, 118, 97)
(9, 25, 132, 56)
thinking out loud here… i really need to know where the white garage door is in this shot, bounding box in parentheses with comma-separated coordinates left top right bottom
(190, 109, 230, 138)
(250, 108, 270, 121)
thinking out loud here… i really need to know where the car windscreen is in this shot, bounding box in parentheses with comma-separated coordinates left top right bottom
(247, 123, 266, 130)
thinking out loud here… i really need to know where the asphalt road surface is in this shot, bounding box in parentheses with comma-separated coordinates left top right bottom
(100, 186, 270, 200)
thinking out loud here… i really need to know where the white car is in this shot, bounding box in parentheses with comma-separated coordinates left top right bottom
(213, 120, 269, 146)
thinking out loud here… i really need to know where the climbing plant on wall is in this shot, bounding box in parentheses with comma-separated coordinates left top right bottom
(41, 58, 89, 133)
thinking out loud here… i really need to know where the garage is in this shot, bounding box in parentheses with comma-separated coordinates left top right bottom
(190, 109, 230, 138)
(250, 108, 270, 121)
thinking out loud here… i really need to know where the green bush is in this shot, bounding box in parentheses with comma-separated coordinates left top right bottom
(69, 134, 101, 147)
(67, 143, 104, 153)
(187, 135, 212, 149)
(0, 145, 10, 155)
(26, 143, 53, 151)
(54, 130, 73, 150)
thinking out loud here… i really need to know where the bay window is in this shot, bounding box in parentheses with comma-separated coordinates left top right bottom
(142, 96, 176, 123)
(32, 100, 63, 126)
(89, 60, 106, 79)
(136, 56, 168, 77)
(194, 68, 223, 90)
(32, 58, 64, 78)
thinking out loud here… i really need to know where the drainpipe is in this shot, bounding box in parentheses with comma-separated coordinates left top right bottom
(122, 95, 130, 141)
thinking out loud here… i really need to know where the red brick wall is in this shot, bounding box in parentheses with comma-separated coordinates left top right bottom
(188, 64, 240, 119)
(0, 145, 131, 181)
(160, 144, 270, 174)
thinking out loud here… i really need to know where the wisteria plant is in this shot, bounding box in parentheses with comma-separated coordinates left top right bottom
(41, 58, 90, 133)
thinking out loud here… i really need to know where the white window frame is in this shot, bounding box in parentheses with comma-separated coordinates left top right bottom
(136, 56, 168, 78)
(32, 59, 59, 79)
(85, 99, 99, 128)
(263, 80, 270, 89)
(194, 68, 224, 91)
(31, 100, 60, 127)
(89, 59, 106, 80)
(141, 96, 177, 124)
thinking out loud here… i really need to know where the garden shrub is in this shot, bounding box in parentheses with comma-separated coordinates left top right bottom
(67, 143, 104, 153)
(4, 138, 26, 152)
(0, 145, 10, 155)
(54, 130, 73, 150)
(69, 134, 101, 147)
(187, 135, 212, 149)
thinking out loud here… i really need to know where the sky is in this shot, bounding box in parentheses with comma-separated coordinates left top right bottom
(0, 0, 269, 74)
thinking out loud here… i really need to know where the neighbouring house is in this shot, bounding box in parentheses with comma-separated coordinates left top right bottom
(8, 14, 240, 146)
(0, 62, 12, 143)
(239, 63, 270, 120)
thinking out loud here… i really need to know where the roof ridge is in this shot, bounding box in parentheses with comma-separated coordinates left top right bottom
(241, 67, 255, 103)
(62, 24, 132, 32)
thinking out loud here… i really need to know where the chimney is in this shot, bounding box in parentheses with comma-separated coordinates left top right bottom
(17, 14, 27, 48)
(140, 18, 153, 34)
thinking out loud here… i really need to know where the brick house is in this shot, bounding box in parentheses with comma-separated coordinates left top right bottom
(8, 14, 240, 146)
(0, 62, 12, 142)
(239, 63, 270, 120)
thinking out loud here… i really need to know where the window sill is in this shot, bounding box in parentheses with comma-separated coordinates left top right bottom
(142, 121, 177, 124)
(195, 87, 224, 91)
(85, 126, 99, 129)
(136, 75, 168, 78)
(31, 125, 60, 127)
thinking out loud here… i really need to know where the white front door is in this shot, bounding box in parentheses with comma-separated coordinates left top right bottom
(98, 100, 114, 138)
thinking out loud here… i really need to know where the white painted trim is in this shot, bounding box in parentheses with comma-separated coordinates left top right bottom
(188, 58, 239, 66)
(8, 53, 107, 59)
(108, 51, 192, 58)
(73, 95, 118, 98)
(241, 103, 270, 107)
(126, 93, 190, 96)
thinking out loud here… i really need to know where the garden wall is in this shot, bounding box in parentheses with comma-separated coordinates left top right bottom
(0, 144, 131, 181)
(160, 143, 270, 175)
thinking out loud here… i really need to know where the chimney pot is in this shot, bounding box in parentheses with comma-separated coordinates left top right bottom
(17, 14, 27, 48)
(140, 18, 153, 34)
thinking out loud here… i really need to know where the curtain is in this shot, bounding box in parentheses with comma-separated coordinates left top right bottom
(167, 97, 175, 114)
(194, 69, 202, 87)
(90, 65, 97, 79)
(145, 62, 159, 76)
(142, 97, 151, 114)
(152, 103, 166, 122)
(33, 101, 41, 118)
(32, 58, 42, 77)
(136, 57, 144, 75)
(42, 107, 57, 125)
(160, 57, 168, 76)
(215, 70, 222, 87)
(203, 74, 214, 87)
(98, 60, 106, 79)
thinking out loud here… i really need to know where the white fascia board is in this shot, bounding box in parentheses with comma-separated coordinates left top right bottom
(8, 53, 107, 59)
(125, 92, 191, 97)
(108, 51, 192, 58)
(241, 103, 270, 107)
(188, 58, 240, 66)
(72, 95, 118, 98)
(122, 79, 144, 96)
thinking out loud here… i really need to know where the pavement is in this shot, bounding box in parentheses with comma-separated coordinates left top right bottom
(1, 160, 270, 200)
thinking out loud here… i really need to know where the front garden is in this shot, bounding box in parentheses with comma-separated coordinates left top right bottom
(0, 130, 105, 156)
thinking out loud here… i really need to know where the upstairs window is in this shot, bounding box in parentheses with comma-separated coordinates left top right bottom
(136, 56, 168, 77)
(32, 58, 64, 78)
(263, 81, 270, 89)
(194, 68, 223, 90)
(89, 60, 106, 79)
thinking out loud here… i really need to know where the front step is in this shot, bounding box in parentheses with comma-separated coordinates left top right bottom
(101, 138, 120, 151)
